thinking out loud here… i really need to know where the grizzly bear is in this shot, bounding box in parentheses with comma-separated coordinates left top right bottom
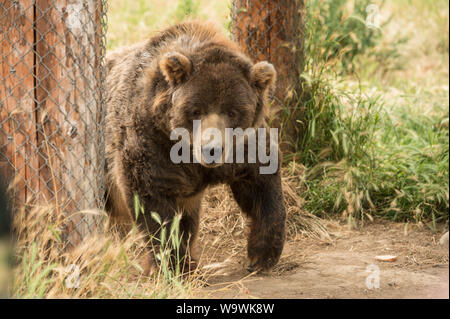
(105, 21, 286, 273)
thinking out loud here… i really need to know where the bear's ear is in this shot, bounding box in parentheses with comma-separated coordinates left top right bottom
(159, 52, 192, 86)
(250, 61, 276, 91)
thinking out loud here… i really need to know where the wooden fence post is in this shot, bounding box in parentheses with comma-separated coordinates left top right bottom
(0, 0, 105, 245)
(232, 0, 305, 151)
(0, 0, 36, 205)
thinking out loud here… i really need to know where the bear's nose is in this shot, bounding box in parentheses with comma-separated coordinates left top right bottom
(201, 145, 223, 162)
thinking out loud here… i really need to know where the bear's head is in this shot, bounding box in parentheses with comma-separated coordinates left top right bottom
(158, 48, 276, 168)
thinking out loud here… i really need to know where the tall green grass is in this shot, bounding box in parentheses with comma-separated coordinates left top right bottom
(305, 0, 382, 74)
(283, 0, 449, 224)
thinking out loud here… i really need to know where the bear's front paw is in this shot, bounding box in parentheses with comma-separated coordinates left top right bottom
(247, 238, 284, 273)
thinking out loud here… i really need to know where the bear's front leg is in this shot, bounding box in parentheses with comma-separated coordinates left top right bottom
(230, 171, 286, 272)
(134, 194, 198, 275)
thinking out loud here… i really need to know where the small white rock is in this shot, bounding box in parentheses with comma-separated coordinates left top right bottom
(375, 255, 398, 262)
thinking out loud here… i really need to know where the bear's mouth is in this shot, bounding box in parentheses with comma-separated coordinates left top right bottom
(200, 162, 223, 168)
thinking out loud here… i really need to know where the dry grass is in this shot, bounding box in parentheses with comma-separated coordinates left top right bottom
(196, 166, 330, 278)
(11, 165, 328, 298)
(11, 205, 202, 298)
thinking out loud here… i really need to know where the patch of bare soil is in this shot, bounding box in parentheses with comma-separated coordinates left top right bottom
(196, 216, 449, 299)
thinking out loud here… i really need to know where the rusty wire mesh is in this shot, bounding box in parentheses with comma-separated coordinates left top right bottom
(0, 0, 108, 247)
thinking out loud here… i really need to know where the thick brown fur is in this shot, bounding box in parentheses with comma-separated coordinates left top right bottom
(105, 21, 286, 273)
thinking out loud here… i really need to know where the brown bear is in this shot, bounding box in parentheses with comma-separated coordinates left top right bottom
(105, 21, 286, 273)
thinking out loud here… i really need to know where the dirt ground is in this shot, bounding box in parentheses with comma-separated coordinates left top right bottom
(196, 218, 449, 299)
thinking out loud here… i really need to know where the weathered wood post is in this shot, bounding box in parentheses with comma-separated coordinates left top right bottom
(0, 0, 36, 205)
(0, 0, 106, 246)
(232, 0, 305, 152)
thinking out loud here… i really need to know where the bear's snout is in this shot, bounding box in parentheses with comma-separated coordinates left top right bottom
(201, 144, 224, 166)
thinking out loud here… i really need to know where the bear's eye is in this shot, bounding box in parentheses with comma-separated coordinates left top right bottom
(227, 110, 237, 118)
(192, 109, 201, 117)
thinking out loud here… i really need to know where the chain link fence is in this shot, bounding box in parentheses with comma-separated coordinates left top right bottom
(1, 0, 304, 248)
(0, 0, 108, 247)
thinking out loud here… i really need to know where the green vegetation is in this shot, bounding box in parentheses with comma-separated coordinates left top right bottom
(285, 0, 449, 225)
